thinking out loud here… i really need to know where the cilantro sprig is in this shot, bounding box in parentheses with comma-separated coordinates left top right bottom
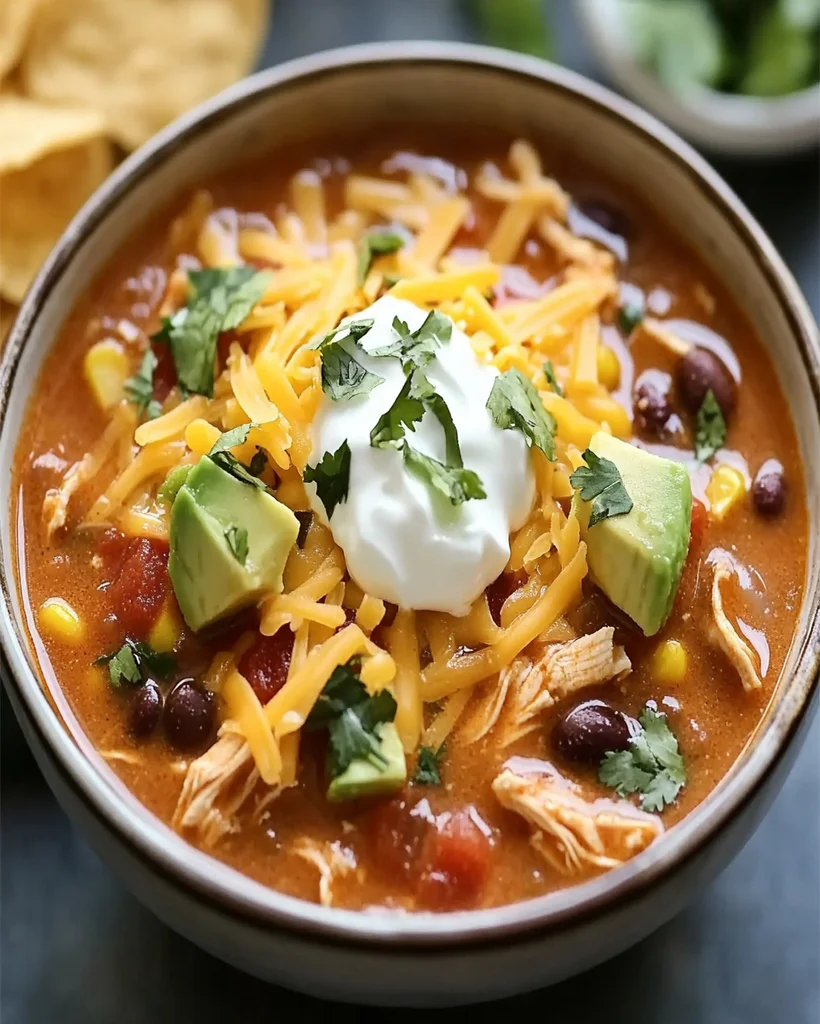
(304, 440, 351, 519)
(152, 267, 271, 398)
(206, 424, 274, 492)
(570, 448, 633, 528)
(225, 525, 249, 565)
(310, 317, 374, 351)
(95, 639, 176, 688)
(124, 348, 162, 420)
(356, 229, 405, 285)
(412, 744, 444, 786)
(694, 389, 726, 463)
(542, 360, 563, 397)
(370, 366, 486, 506)
(305, 657, 398, 777)
(486, 367, 557, 460)
(370, 311, 452, 368)
(599, 706, 686, 813)
(320, 340, 384, 402)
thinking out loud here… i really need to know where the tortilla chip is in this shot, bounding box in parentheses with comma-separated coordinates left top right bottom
(0, 95, 112, 303)
(21, 0, 270, 151)
(0, 0, 40, 79)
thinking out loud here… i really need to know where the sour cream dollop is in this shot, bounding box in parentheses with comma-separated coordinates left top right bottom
(306, 296, 535, 616)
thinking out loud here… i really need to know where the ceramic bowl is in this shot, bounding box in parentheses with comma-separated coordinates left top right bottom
(578, 0, 820, 157)
(1, 43, 818, 1008)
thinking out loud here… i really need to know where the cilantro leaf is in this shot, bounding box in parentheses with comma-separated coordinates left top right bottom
(598, 705, 686, 813)
(207, 421, 270, 490)
(486, 367, 557, 460)
(294, 510, 313, 549)
(303, 440, 351, 519)
(599, 750, 654, 795)
(124, 348, 161, 420)
(412, 744, 444, 786)
(95, 639, 176, 688)
(320, 340, 384, 402)
(208, 423, 256, 455)
(224, 525, 249, 565)
(248, 447, 268, 477)
(617, 300, 645, 336)
(305, 657, 398, 777)
(356, 229, 405, 285)
(694, 389, 726, 463)
(305, 657, 367, 729)
(403, 443, 487, 506)
(153, 267, 271, 398)
(158, 464, 192, 505)
(409, 369, 463, 467)
(369, 375, 426, 449)
(210, 451, 270, 491)
(543, 360, 563, 397)
(570, 448, 633, 528)
(371, 311, 452, 368)
(310, 317, 374, 351)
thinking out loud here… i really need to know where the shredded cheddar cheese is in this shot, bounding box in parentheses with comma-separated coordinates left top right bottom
(57, 139, 637, 801)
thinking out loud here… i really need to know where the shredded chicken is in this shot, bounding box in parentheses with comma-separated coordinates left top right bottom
(42, 403, 136, 538)
(461, 627, 631, 748)
(292, 839, 358, 907)
(493, 767, 662, 875)
(99, 749, 142, 766)
(173, 732, 265, 847)
(711, 561, 762, 692)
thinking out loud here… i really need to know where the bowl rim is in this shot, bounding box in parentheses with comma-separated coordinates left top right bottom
(576, 0, 820, 156)
(1, 40, 819, 950)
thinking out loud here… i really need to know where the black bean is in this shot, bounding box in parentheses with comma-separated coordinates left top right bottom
(552, 700, 633, 764)
(676, 347, 736, 417)
(128, 681, 163, 739)
(164, 679, 216, 752)
(575, 199, 632, 241)
(633, 370, 673, 434)
(753, 459, 787, 516)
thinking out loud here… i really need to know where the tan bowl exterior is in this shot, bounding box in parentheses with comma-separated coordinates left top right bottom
(1, 43, 818, 1006)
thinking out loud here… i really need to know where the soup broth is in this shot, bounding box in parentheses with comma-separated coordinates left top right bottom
(13, 129, 807, 912)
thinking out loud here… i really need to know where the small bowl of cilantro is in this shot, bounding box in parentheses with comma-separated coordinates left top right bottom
(578, 0, 820, 156)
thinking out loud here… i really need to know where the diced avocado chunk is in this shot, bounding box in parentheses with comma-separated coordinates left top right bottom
(583, 432, 691, 637)
(168, 456, 299, 632)
(326, 722, 407, 803)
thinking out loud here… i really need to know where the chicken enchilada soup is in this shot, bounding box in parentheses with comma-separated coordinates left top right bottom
(14, 132, 807, 912)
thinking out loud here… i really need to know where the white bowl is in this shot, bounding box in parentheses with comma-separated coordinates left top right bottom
(1, 42, 819, 1007)
(578, 0, 820, 157)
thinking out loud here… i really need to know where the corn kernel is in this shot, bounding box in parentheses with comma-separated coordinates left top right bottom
(84, 665, 107, 693)
(185, 418, 221, 456)
(83, 339, 129, 411)
(651, 640, 687, 686)
(596, 345, 621, 391)
(38, 598, 85, 643)
(705, 464, 747, 521)
(148, 598, 182, 653)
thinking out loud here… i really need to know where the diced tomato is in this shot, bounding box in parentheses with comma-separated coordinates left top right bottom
(237, 628, 294, 704)
(151, 342, 177, 404)
(690, 498, 708, 548)
(108, 537, 169, 639)
(216, 329, 242, 366)
(415, 809, 492, 911)
(368, 796, 429, 881)
(96, 527, 129, 574)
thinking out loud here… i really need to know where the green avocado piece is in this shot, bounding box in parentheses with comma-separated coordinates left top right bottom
(583, 432, 691, 637)
(168, 456, 299, 632)
(326, 722, 407, 803)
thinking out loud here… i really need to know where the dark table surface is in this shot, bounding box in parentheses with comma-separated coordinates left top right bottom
(2, 3, 818, 1022)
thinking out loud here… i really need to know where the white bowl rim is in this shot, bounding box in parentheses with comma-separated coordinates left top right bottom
(1, 40, 819, 950)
